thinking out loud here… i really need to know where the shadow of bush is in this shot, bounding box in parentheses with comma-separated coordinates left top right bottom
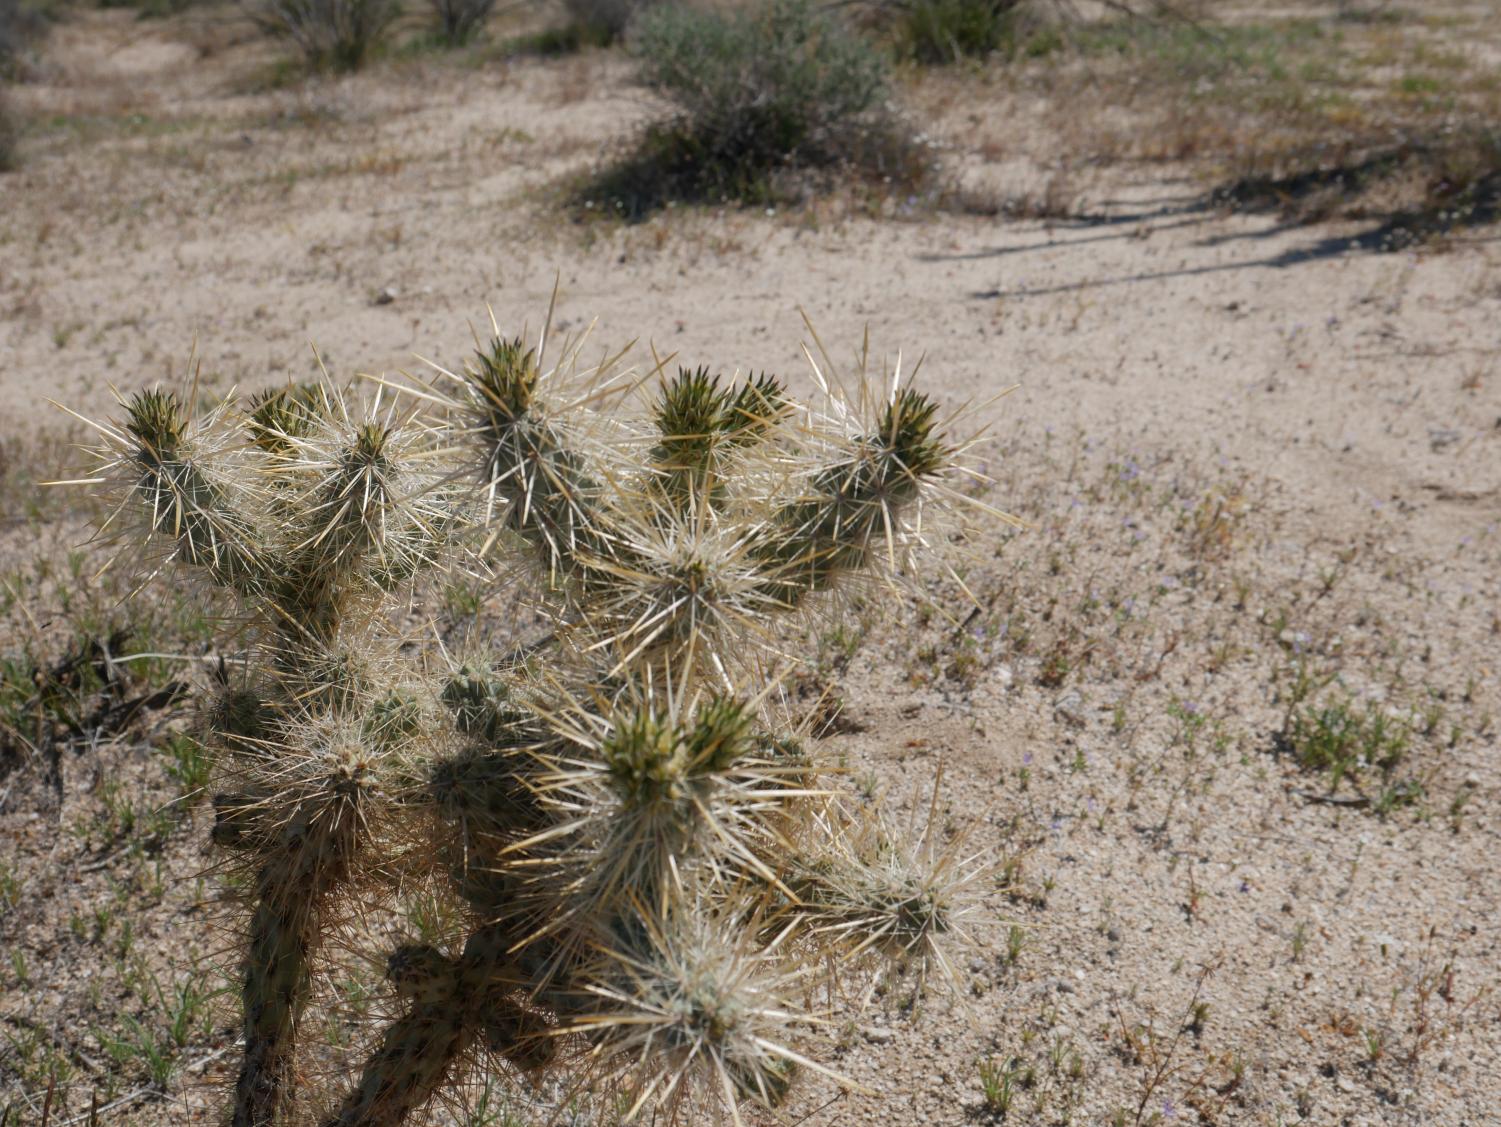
(1211, 130, 1501, 251)
(572, 114, 938, 222)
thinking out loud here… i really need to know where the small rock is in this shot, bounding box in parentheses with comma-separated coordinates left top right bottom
(1428, 427, 1461, 451)
(1054, 690, 1086, 728)
(373, 286, 398, 306)
(1056, 979, 1075, 994)
(1106, 927, 1121, 942)
(864, 1027, 895, 1044)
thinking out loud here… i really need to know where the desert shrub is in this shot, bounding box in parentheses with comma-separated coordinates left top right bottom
(887, 0, 1021, 63)
(1, 0, 48, 80)
(427, 0, 493, 45)
(634, 0, 885, 162)
(70, 317, 987, 1125)
(97, 0, 199, 18)
(558, 0, 638, 42)
(248, 0, 401, 70)
(0, 88, 16, 172)
(583, 0, 927, 216)
(501, 19, 611, 55)
(859, 0, 1065, 64)
(496, 0, 635, 56)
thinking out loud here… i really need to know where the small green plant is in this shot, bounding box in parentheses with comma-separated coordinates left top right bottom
(1187, 999, 1210, 1035)
(1280, 692, 1419, 806)
(1291, 920, 1309, 961)
(97, 1014, 179, 1088)
(152, 967, 222, 1049)
(1005, 923, 1026, 964)
(249, 0, 401, 71)
(978, 1055, 1020, 1112)
(583, 0, 928, 217)
(1287, 699, 1407, 779)
(161, 733, 212, 796)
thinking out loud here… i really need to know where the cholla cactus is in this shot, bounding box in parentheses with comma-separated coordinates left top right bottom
(74, 313, 992, 1126)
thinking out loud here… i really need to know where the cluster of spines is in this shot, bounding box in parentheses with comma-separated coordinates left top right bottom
(124, 388, 266, 592)
(463, 336, 606, 585)
(649, 366, 790, 511)
(85, 319, 984, 1127)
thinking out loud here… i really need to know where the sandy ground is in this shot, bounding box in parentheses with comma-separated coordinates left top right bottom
(2, 4, 1500, 1125)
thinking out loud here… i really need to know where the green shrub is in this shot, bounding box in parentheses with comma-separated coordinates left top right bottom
(889, 0, 1019, 63)
(582, 0, 926, 217)
(428, 0, 493, 45)
(249, 0, 401, 71)
(501, 18, 613, 55)
(0, 0, 41, 170)
(0, 88, 18, 172)
(1285, 698, 1409, 791)
(559, 0, 640, 44)
(1, 0, 48, 80)
(634, 0, 885, 162)
(865, 0, 1064, 64)
(98, 0, 199, 18)
(498, 0, 630, 57)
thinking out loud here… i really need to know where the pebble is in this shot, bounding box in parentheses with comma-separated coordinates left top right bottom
(1428, 427, 1461, 451)
(1055, 690, 1087, 728)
